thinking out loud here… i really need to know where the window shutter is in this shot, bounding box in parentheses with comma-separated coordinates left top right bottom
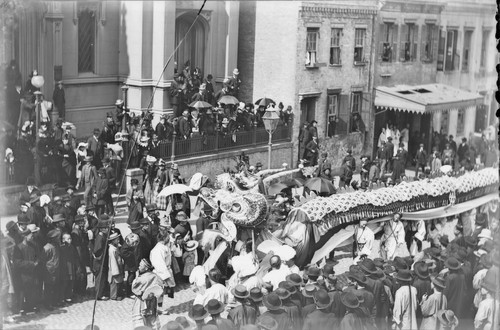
(361, 93, 371, 132)
(338, 94, 349, 135)
(392, 24, 399, 62)
(454, 30, 460, 70)
(400, 24, 408, 61)
(421, 24, 428, 61)
(437, 27, 446, 70)
(378, 23, 385, 60)
(412, 25, 418, 61)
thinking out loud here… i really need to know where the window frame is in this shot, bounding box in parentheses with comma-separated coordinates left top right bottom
(421, 24, 437, 62)
(351, 92, 362, 114)
(444, 29, 459, 72)
(77, 3, 98, 74)
(326, 93, 339, 137)
(330, 28, 342, 66)
(381, 23, 397, 62)
(306, 28, 320, 65)
(401, 23, 418, 62)
(353, 28, 366, 63)
(462, 29, 473, 72)
(480, 30, 490, 69)
(456, 109, 466, 135)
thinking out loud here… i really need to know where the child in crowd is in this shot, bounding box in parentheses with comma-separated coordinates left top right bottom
(183, 240, 198, 279)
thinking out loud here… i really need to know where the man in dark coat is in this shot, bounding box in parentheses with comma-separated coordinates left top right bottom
(12, 226, 42, 313)
(93, 216, 111, 300)
(457, 137, 469, 164)
(145, 203, 160, 246)
(155, 116, 167, 141)
(102, 157, 116, 215)
(120, 232, 141, 297)
(303, 291, 339, 330)
(101, 113, 116, 145)
(130, 220, 153, 261)
(178, 110, 191, 140)
(71, 215, 89, 295)
(19, 177, 40, 206)
(258, 293, 293, 330)
(443, 257, 468, 318)
(42, 229, 61, 309)
(304, 136, 319, 166)
(385, 136, 395, 172)
(26, 194, 48, 240)
(448, 135, 457, 153)
(52, 81, 66, 120)
(227, 68, 241, 97)
(414, 143, 427, 178)
(87, 128, 104, 169)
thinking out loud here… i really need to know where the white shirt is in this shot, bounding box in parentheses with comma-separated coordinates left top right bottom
(355, 226, 375, 257)
(411, 220, 426, 241)
(385, 220, 405, 246)
(150, 242, 173, 281)
(393, 285, 418, 330)
(193, 283, 228, 306)
(263, 266, 291, 290)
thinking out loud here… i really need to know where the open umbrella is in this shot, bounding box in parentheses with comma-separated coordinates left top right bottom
(304, 177, 336, 195)
(267, 182, 289, 195)
(189, 100, 213, 109)
(257, 240, 282, 254)
(282, 178, 305, 188)
(158, 184, 192, 197)
(218, 95, 239, 105)
(255, 97, 275, 107)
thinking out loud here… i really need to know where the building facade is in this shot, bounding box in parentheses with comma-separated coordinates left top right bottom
(1, 0, 239, 137)
(372, 0, 496, 157)
(240, 0, 379, 166)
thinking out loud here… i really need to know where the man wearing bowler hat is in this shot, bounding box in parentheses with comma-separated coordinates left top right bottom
(228, 285, 257, 329)
(145, 203, 160, 246)
(303, 289, 338, 330)
(258, 293, 292, 330)
(93, 214, 111, 300)
(443, 257, 468, 319)
(20, 176, 40, 206)
(86, 128, 104, 169)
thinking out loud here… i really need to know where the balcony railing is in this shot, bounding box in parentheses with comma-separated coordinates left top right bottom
(157, 124, 293, 161)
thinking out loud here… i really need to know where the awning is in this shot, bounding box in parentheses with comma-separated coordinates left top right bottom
(375, 83, 483, 114)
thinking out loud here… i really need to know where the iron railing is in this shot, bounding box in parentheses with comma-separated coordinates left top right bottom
(157, 123, 293, 161)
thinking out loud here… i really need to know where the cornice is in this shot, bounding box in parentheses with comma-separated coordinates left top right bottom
(300, 4, 378, 16)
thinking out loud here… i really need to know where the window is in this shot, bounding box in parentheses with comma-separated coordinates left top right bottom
(421, 24, 437, 62)
(379, 23, 398, 62)
(354, 29, 366, 63)
(351, 92, 362, 113)
(457, 109, 465, 135)
(462, 30, 473, 72)
(480, 30, 490, 68)
(326, 94, 339, 137)
(437, 28, 446, 71)
(330, 28, 342, 65)
(400, 24, 418, 62)
(78, 4, 97, 73)
(306, 28, 319, 65)
(444, 29, 459, 71)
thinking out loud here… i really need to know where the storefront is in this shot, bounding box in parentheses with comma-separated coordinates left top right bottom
(373, 83, 483, 156)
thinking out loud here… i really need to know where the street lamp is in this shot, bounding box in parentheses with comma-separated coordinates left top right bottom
(31, 74, 44, 186)
(262, 105, 280, 169)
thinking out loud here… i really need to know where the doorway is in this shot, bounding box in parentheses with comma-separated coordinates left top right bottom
(175, 12, 208, 75)
(300, 97, 316, 125)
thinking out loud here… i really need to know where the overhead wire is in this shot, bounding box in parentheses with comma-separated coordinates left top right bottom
(90, 0, 207, 327)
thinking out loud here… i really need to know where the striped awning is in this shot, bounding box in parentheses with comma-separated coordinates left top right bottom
(375, 83, 483, 114)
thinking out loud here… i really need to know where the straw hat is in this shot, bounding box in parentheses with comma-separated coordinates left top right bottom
(437, 310, 459, 328)
(205, 299, 226, 315)
(231, 285, 250, 299)
(184, 240, 199, 252)
(340, 291, 360, 309)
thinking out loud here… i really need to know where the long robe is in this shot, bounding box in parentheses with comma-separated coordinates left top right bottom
(420, 292, 447, 330)
(443, 271, 468, 318)
(131, 271, 163, 329)
(339, 311, 364, 330)
(393, 285, 418, 330)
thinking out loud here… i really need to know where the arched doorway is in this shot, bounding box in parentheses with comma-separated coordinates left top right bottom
(175, 12, 208, 75)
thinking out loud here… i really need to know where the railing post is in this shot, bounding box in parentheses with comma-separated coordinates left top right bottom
(288, 116, 293, 140)
(253, 119, 257, 146)
(171, 131, 176, 163)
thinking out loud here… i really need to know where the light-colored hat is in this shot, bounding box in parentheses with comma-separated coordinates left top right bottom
(146, 155, 157, 163)
(40, 194, 51, 207)
(185, 240, 199, 252)
(222, 118, 229, 124)
(78, 142, 88, 149)
(233, 68, 239, 75)
(199, 83, 206, 90)
(114, 132, 123, 142)
(223, 78, 230, 85)
(115, 99, 124, 106)
(274, 245, 296, 261)
(238, 102, 245, 110)
(27, 224, 40, 233)
(108, 232, 120, 241)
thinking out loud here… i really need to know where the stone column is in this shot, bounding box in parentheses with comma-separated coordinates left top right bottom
(224, 1, 240, 76)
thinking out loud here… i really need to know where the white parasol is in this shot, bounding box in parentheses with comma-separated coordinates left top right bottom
(257, 239, 282, 254)
(158, 184, 192, 197)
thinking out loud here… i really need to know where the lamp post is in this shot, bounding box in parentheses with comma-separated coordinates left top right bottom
(262, 106, 280, 169)
(31, 75, 44, 186)
(120, 85, 130, 188)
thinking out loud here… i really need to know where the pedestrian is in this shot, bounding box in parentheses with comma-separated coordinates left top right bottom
(52, 81, 66, 120)
(71, 214, 89, 295)
(338, 161, 353, 189)
(58, 134, 77, 186)
(12, 224, 41, 314)
(339, 291, 364, 330)
(275, 287, 301, 330)
(392, 144, 407, 183)
(380, 212, 406, 261)
(228, 285, 257, 330)
(102, 157, 116, 215)
(60, 232, 82, 303)
(385, 136, 395, 172)
(353, 218, 374, 264)
(392, 269, 418, 330)
(298, 122, 310, 161)
(173, 211, 193, 240)
(443, 257, 468, 319)
(127, 179, 145, 225)
(189, 304, 209, 329)
(474, 270, 499, 330)
(420, 274, 447, 330)
(77, 155, 97, 209)
(258, 293, 292, 330)
(263, 256, 291, 292)
(150, 232, 176, 312)
(182, 240, 198, 278)
(108, 232, 125, 301)
(94, 168, 110, 217)
(131, 258, 164, 329)
(87, 128, 104, 169)
(93, 215, 111, 300)
(42, 229, 61, 309)
(304, 136, 319, 166)
(457, 138, 469, 164)
(205, 298, 235, 330)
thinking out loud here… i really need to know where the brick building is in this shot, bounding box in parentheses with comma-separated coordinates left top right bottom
(372, 0, 496, 157)
(238, 0, 379, 166)
(1, 0, 240, 136)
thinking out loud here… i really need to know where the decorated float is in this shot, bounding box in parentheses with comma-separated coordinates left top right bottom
(277, 167, 499, 267)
